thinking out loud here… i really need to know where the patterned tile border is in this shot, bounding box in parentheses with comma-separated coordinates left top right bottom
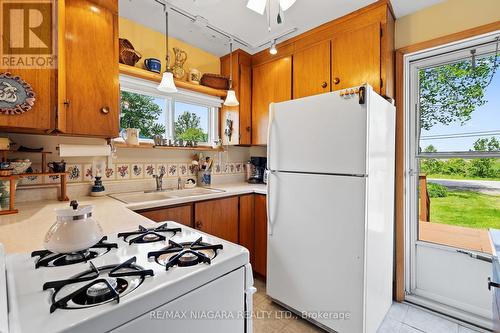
(19, 161, 246, 185)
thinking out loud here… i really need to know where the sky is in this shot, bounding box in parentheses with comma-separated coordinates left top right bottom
(419, 65, 500, 152)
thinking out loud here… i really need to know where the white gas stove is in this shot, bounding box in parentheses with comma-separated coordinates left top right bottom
(0, 222, 255, 333)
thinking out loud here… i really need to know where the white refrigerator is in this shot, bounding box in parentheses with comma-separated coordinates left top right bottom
(266, 85, 396, 333)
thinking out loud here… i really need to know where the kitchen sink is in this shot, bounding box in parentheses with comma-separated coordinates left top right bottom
(110, 187, 225, 204)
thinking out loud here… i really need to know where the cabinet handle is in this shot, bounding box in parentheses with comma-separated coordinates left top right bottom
(321, 81, 328, 88)
(333, 77, 340, 85)
(63, 100, 70, 107)
(101, 106, 110, 114)
(246, 126, 251, 132)
(195, 220, 203, 229)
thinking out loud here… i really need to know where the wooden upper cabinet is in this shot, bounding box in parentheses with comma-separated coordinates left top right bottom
(293, 41, 331, 99)
(194, 197, 239, 243)
(252, 56, 292, 145)
(220, 50, 252, 145)
(331, 23, 381, 93)
(59, 0, 119, 137)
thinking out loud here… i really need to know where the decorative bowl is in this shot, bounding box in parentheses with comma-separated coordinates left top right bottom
(10, 161, 32, 174)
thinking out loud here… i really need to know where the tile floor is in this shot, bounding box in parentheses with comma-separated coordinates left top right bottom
(253, 278, 484, 333)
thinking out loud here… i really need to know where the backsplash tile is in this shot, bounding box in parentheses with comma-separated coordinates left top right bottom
(167, 164, 178, 177)
(116, 164, 130, 180)
(178, 163, 188, 177)
(144, 163, 155, 177)
(131, 163, 144, 179)
(103, 166, 115, 181)
(83, 164, 93, 182)
(67, 164, 82, 182)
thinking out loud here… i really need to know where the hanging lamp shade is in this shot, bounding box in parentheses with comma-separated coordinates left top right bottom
(224, 39, 239, 106)
(158, 71, 177, 93)
(224, 90, 239, 106)
(157, 5, 177, 93)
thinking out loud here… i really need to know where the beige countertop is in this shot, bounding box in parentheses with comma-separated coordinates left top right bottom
(0, 183, 267, 254)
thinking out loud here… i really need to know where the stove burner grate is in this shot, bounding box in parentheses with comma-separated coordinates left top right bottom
(117, 222, 181, 244)
(43, 257, 153, 312)
(31, 237, 118, 268)
(148, 237, 223, 270)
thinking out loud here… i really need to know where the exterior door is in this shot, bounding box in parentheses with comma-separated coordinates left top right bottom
(331, 23, 380, 93)
(252, 57, 292, 145)
(293, 41, 331, 98)
(405, 35, 500, 329)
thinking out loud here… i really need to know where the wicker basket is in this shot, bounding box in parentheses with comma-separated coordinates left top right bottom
(119, 38, 142, 66)
(200, 74, 229, 90)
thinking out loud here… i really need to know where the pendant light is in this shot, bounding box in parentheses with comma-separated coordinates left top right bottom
(157, 6, 177, 93)
(269, 39, 277, 55)
(224, 39, 239, 106)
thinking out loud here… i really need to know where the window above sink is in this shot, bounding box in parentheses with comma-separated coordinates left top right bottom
(117, 75, 222, 147)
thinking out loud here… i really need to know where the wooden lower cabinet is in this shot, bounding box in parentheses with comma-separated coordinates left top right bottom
(254, 194, 267, 277)
(239, 194, 255, 266)
(194, 197, 239, 243)
(138, 204, 193, 227)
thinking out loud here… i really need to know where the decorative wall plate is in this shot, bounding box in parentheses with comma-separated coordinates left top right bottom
(0, 73, 36, 115)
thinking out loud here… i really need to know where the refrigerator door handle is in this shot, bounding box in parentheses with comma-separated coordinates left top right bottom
(267, 171, 276, 236)
(267, 103, 275, 171)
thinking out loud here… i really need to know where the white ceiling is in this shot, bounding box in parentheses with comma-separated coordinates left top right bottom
(119, 0, 444, 56)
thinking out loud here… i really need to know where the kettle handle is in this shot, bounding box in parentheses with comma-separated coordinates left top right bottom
(70, 200, 78, 210)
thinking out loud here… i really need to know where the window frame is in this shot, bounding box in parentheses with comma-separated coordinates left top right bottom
(118, 74, 222, 146)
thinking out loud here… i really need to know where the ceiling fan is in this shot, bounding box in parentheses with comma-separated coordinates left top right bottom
(246, 0, 297, 16)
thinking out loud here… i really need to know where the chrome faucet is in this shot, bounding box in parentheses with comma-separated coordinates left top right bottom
(153, 170, 165, 191)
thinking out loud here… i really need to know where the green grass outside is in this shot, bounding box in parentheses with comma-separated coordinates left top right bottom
(429, 190, 500, 229)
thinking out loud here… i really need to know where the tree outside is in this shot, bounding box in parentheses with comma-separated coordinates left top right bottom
(418, 50, 500, 233)
(120, 91, 166, 139)
(174, 111, 208, 142)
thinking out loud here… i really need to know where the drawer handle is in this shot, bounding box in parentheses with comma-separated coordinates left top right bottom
(101, 106, 110, 114)
(321, 81, 328, 88)
(333, 77, 340, 85)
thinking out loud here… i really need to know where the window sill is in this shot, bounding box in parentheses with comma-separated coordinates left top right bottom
(113, 141, 225, 152)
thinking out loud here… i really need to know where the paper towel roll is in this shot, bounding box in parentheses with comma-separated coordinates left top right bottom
(59, 144, 111, 157)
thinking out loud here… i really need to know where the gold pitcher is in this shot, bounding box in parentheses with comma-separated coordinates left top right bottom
(172, 47, 188, 79)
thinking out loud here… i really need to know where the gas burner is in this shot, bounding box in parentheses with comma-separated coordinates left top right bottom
(43, 257, 153, 312)
(148, 237, 223, 270)
(31, 237, 118, 268)
(117, 222, 182, 244)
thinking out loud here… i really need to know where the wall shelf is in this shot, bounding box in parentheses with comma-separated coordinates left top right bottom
(114, 142, 224, 152)
(119, 64, 227, 98)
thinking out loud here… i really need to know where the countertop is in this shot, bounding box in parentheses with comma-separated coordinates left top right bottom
(0, 183, 267, 254)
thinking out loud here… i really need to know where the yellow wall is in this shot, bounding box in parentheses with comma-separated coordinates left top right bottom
(395, 0, 500, 49)
(119, 17, 220, 76)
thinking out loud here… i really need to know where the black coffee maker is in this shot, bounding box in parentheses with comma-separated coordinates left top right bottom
(248, 157, 267, 184)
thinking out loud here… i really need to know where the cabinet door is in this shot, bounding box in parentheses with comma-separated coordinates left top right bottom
(139, 204, 193, 227)
(331, 23, 381, 93)
(194, 197, 239, 243)
(61, 0, 119, 137)
(252, 57, 292, 145)
(254, 194, 267, 277)
(293, 41, 331, 99)
(239, 194, 255, 265)
(239, 64, 252, 145)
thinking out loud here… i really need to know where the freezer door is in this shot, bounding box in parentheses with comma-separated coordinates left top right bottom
(268, 90, 368, 175)
(266, 171, 367, 333)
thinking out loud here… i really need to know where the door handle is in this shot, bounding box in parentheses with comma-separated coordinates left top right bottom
(333, 77, 340, 85)
(321, 81, 328, 88)
(101, 106, 110, 114)
(488, 277, 500, 290)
